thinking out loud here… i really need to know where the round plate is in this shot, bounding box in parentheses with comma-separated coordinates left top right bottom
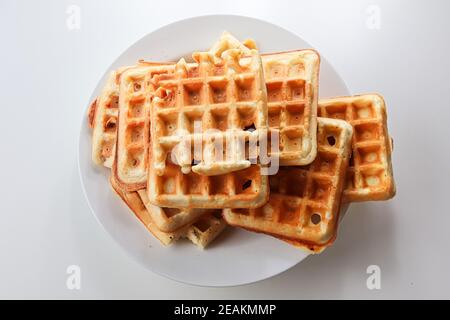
(78, 15, 350, 287)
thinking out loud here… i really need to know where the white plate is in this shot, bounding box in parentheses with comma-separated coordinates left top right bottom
(78, 15, 350, 287)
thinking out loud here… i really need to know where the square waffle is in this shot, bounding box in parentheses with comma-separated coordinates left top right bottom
(150, 47, 268, 177)
(112, 34, 258, 191)
(223, 117, 353, 253)
(261, 50, 320, 166)
(318, 94, 395, 202)
(113, 63, 178, 191)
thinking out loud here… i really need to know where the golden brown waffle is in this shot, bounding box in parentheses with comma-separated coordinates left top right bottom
(318, 94, 395, 202)
(113, 63, 179, 191)
(185, 211, 227, 249)
(277, 202, 350, 253)
(147, 158, 268, 208)
(89, 62, 169, 169)
(90, 67, 130, 168)
(261, 50, 320, 166)
(110, 175, 188, 246)
(223, 117, 353, 253)
(137, 189, 209, 232)
(150, 47, 268, 177)
(112, 34, 259, 190)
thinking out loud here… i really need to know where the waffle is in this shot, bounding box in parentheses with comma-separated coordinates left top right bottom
(223, 117, 353, 252)
(90, 67, 130, 168)
(111, 175, 227, 248)
(261, 50, 320, 166)
(277, 202, 350, 253)
(185, 211, 227, 249)
(114, 63, 177, 191)
(137, 189, 209, 232)
(112, 33, 259, 190)
(110, 175, 187, 246)
(87, 98, 97, 128)
(318, 94, 395, 202)
(147, 157, 269, 208)
(150, 46, 268, 177)
(89, 62, 168, 168)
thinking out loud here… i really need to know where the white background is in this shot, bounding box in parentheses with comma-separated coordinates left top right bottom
(1, 0, 449, 299)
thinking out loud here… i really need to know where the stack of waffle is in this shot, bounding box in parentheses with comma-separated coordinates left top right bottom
(88, 32, 395, 252)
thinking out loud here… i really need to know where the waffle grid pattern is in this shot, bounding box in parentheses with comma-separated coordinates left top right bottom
(91, 71, 122, 168)
(151, 50, 268, 176)
(115, 64, 177, 190)
(318, 94, 395, 201)
(148, 161, 268, 209)
(98, 96, 119, 166)
(261, 50, 320, 165)
(223, 118, 353, 250)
